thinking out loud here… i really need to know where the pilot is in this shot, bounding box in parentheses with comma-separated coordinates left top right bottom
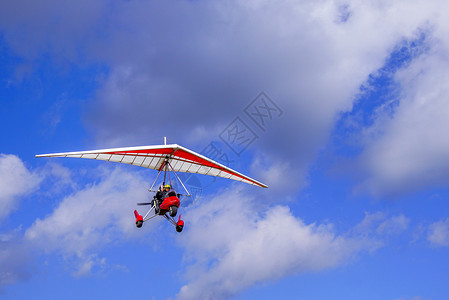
(154, 184, 164, 202)
(162, 184, 175, 197)
(154, 184, 174, 203)
(152, 185, 164, 209)
(153, 184, 177, 213)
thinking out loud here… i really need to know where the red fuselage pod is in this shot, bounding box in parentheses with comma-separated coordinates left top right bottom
(160, 195, 180, 211)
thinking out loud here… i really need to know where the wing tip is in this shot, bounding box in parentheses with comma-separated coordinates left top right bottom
(256, 182, 268, 188)
(36, 153, 66, 158)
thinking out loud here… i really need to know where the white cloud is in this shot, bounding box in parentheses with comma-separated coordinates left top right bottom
(0, 155, 41, 289)
(4, 1, 449, 297)
(0, 154, 41, 223)
(377, 214, 410, 235)
(176, 188, 378, 300)
(2, 0, 447, 197)
(357, 48, 449, 195)
(353, 212, 410, 238)
(83, 0, 449, 197)
(250, 155, 303, 195)
(0, 160, 154, 286)
(24, 166, 152, 276)
(346, 0, 449, 196)
(427, 218, 449, 247)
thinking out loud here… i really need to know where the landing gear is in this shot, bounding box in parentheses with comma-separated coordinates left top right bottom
(176, 215, 184, 232)
(169, 205, 177, 217)
(134, 205, 184, 232)
(134, 210, 143, 228)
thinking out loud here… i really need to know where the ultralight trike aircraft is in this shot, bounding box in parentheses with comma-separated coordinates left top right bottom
(36, 140, 268, 232)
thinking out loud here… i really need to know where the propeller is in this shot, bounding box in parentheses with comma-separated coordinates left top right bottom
(137, 202, 153, 206)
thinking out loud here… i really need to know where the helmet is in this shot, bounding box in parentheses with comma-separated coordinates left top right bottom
(164, 184, 171, 189)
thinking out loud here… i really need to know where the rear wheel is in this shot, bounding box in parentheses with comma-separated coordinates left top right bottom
(136, 220, 143, 228)
(169, 206, 178, 217)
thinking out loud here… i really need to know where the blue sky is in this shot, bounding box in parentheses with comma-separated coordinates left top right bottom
(1, 1, 449, 299)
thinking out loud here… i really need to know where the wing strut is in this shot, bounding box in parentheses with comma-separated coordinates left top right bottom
(147, 156, 191, 197)
(167, 161, 191, 197)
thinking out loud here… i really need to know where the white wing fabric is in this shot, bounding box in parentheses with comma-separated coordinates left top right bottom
(36, 144, 268, 188)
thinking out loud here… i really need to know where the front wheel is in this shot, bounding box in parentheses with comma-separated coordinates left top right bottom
(176, 224, 183, 232)
(169, 206, 178, 217)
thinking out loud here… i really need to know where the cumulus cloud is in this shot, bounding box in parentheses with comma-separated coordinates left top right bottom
(176, 188, 379, 300)
(84, 0, 418, 152)
(0, 157, 154, 285)
(376, 214, 410, 236)
(427, 218, 449, 247)
(356, 46, 449, 195)
(87, 0, 449, 199)
(5, 1, 449, 297)
(25, 166, 151, 276)
(336, 0, 449, 196)
(0, 154, 41, 289)
(354, 212, 410, 237)
(2, 0, 440, 194)
(250, 155, 303, 196)
(2, 0, 449, 198)
(0, 154, 41, 222)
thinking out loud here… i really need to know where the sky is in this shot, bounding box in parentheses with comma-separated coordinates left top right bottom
(1, 0, 449, 299)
